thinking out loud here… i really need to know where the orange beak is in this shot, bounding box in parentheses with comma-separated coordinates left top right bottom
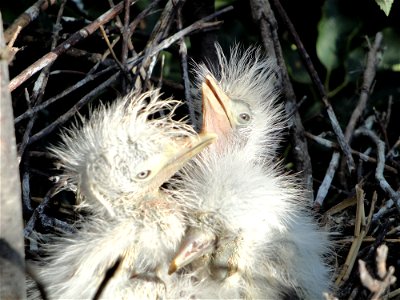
(201, 75, 234, 136)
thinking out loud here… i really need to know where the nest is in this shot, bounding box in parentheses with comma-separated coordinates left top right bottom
(1, 0, 398, 298)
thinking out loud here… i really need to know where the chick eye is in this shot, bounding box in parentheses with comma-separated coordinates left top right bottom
(239, 113, 251, 122)
(136, 170, 151, 179)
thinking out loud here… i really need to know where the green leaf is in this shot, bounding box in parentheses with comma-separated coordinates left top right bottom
(316, 0, 360, 72)
(375, 0, 394, 16)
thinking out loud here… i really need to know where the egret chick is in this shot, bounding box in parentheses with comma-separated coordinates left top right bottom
(193, 44, 285, 159)
(169, 45, 332, 299)
(28, 89, 215, 299)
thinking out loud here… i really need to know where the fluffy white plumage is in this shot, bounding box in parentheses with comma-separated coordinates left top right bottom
(28, 89, 215, 299)
(169, 44, 332, 299)
(192, 44, 286, 159)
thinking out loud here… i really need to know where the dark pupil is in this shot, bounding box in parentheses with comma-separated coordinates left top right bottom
(240, 113, 250, 121)
(138, 171, 150, 178)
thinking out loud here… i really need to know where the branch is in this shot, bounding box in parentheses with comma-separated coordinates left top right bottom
(358, 244, 396, 300)
(344, 33, 383, 143)
(355, 127, 400, 213)
(0, 13, 26, 299)
(249, 0, 314, 202)
(270, 0, 355, 173)
(9, 0, 136, 92)
(4, 0, 56, 43)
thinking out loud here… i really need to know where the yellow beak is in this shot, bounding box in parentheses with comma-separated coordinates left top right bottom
(157, 132, 216, 185)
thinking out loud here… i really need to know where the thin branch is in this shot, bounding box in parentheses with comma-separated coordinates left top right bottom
(18, 0, 67, 159)
(358, 244, 396, 299)
(9, 0, 136, 92)
(270, 0, 355, 173)
(4, 0, 56, 43)
(305, 132, 398, 174)
(0, 13, 26, 298)
(14, 66, 113, 124)
(27, 72, 120, 145)
(314, 152, 341, 209)
(344, 33, 383, 143)
(355, 127, 400, 213)
(176, 5, 195, 125)
(249, 0, 314, 202)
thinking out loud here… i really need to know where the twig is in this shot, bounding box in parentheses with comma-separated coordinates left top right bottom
(335, 185, 369, 286)
(18, 0, 67, 159)
(129, 0, 163, 33)
(99, 25, 125, 71)
(314, 151, 341, 209)
(0, 14, 26, 299)
(249, 0, 314, 202)
(9, 0, 136, 92)
(358, 244, 396, 300)
(372, 199, 400, 223)
(176, 5, 196, 125)
(305, 132, 398, 174)
(27, 72, 120, 145)
(270, 0, 355, 173)
(355, 127, 400, 213)
(344, 33, 383, 143)
(136, 0, 186, 90)
(24, 186, 74, 237)
(4, 0, 56, 43)
(22, 6, 231, 144)
(14, 65, 113, 124)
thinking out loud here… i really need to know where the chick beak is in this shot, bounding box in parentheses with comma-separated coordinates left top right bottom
(168, 227, 216, 275)
(201, 75, 234, 136)
(159, 132, 216, 183)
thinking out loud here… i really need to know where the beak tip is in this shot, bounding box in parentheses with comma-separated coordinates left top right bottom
(168, 261, 177, 275)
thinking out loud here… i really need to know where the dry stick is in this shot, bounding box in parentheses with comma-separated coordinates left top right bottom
(4, 0, 56, 43)
(176, 6, 195, 125)
(337, 237, 399, 243)
(249, 0, 314, 202)
(339, 33, 383, 185)
(64, 48, 103, 63)
(129, 0, 163, 33)
(305, 132, 397, 174)
(18, 0, 67, 159)
(121, 0, 131, 67)
(355, 128, 400, 213)
(23, 186, 73, 237)
(271, 0, 355, 173)
(5, 25, 22, 63)
(9, 0, 136, 92)
(344, 33, 383, 143)
(335, 185, 369, 286)
(27, 72, 120, 145)
(26, 8, 230, 145)
(99, 25, 125, 71)
(358, 244, 396, 300)
(141, 9, 230, 59)
(120, 0, 133, 92)
(18, 1, 67, 224)
(0, 13, 26, 300)
(384, 96, 393, 130)
(139, 0, 186, 88)
(314, 152, 341, 209)
(14, 66, 113, 124)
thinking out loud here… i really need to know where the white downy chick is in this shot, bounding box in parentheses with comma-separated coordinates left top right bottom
(27, 89, 215, 299)
(169, 44, 332, 299)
